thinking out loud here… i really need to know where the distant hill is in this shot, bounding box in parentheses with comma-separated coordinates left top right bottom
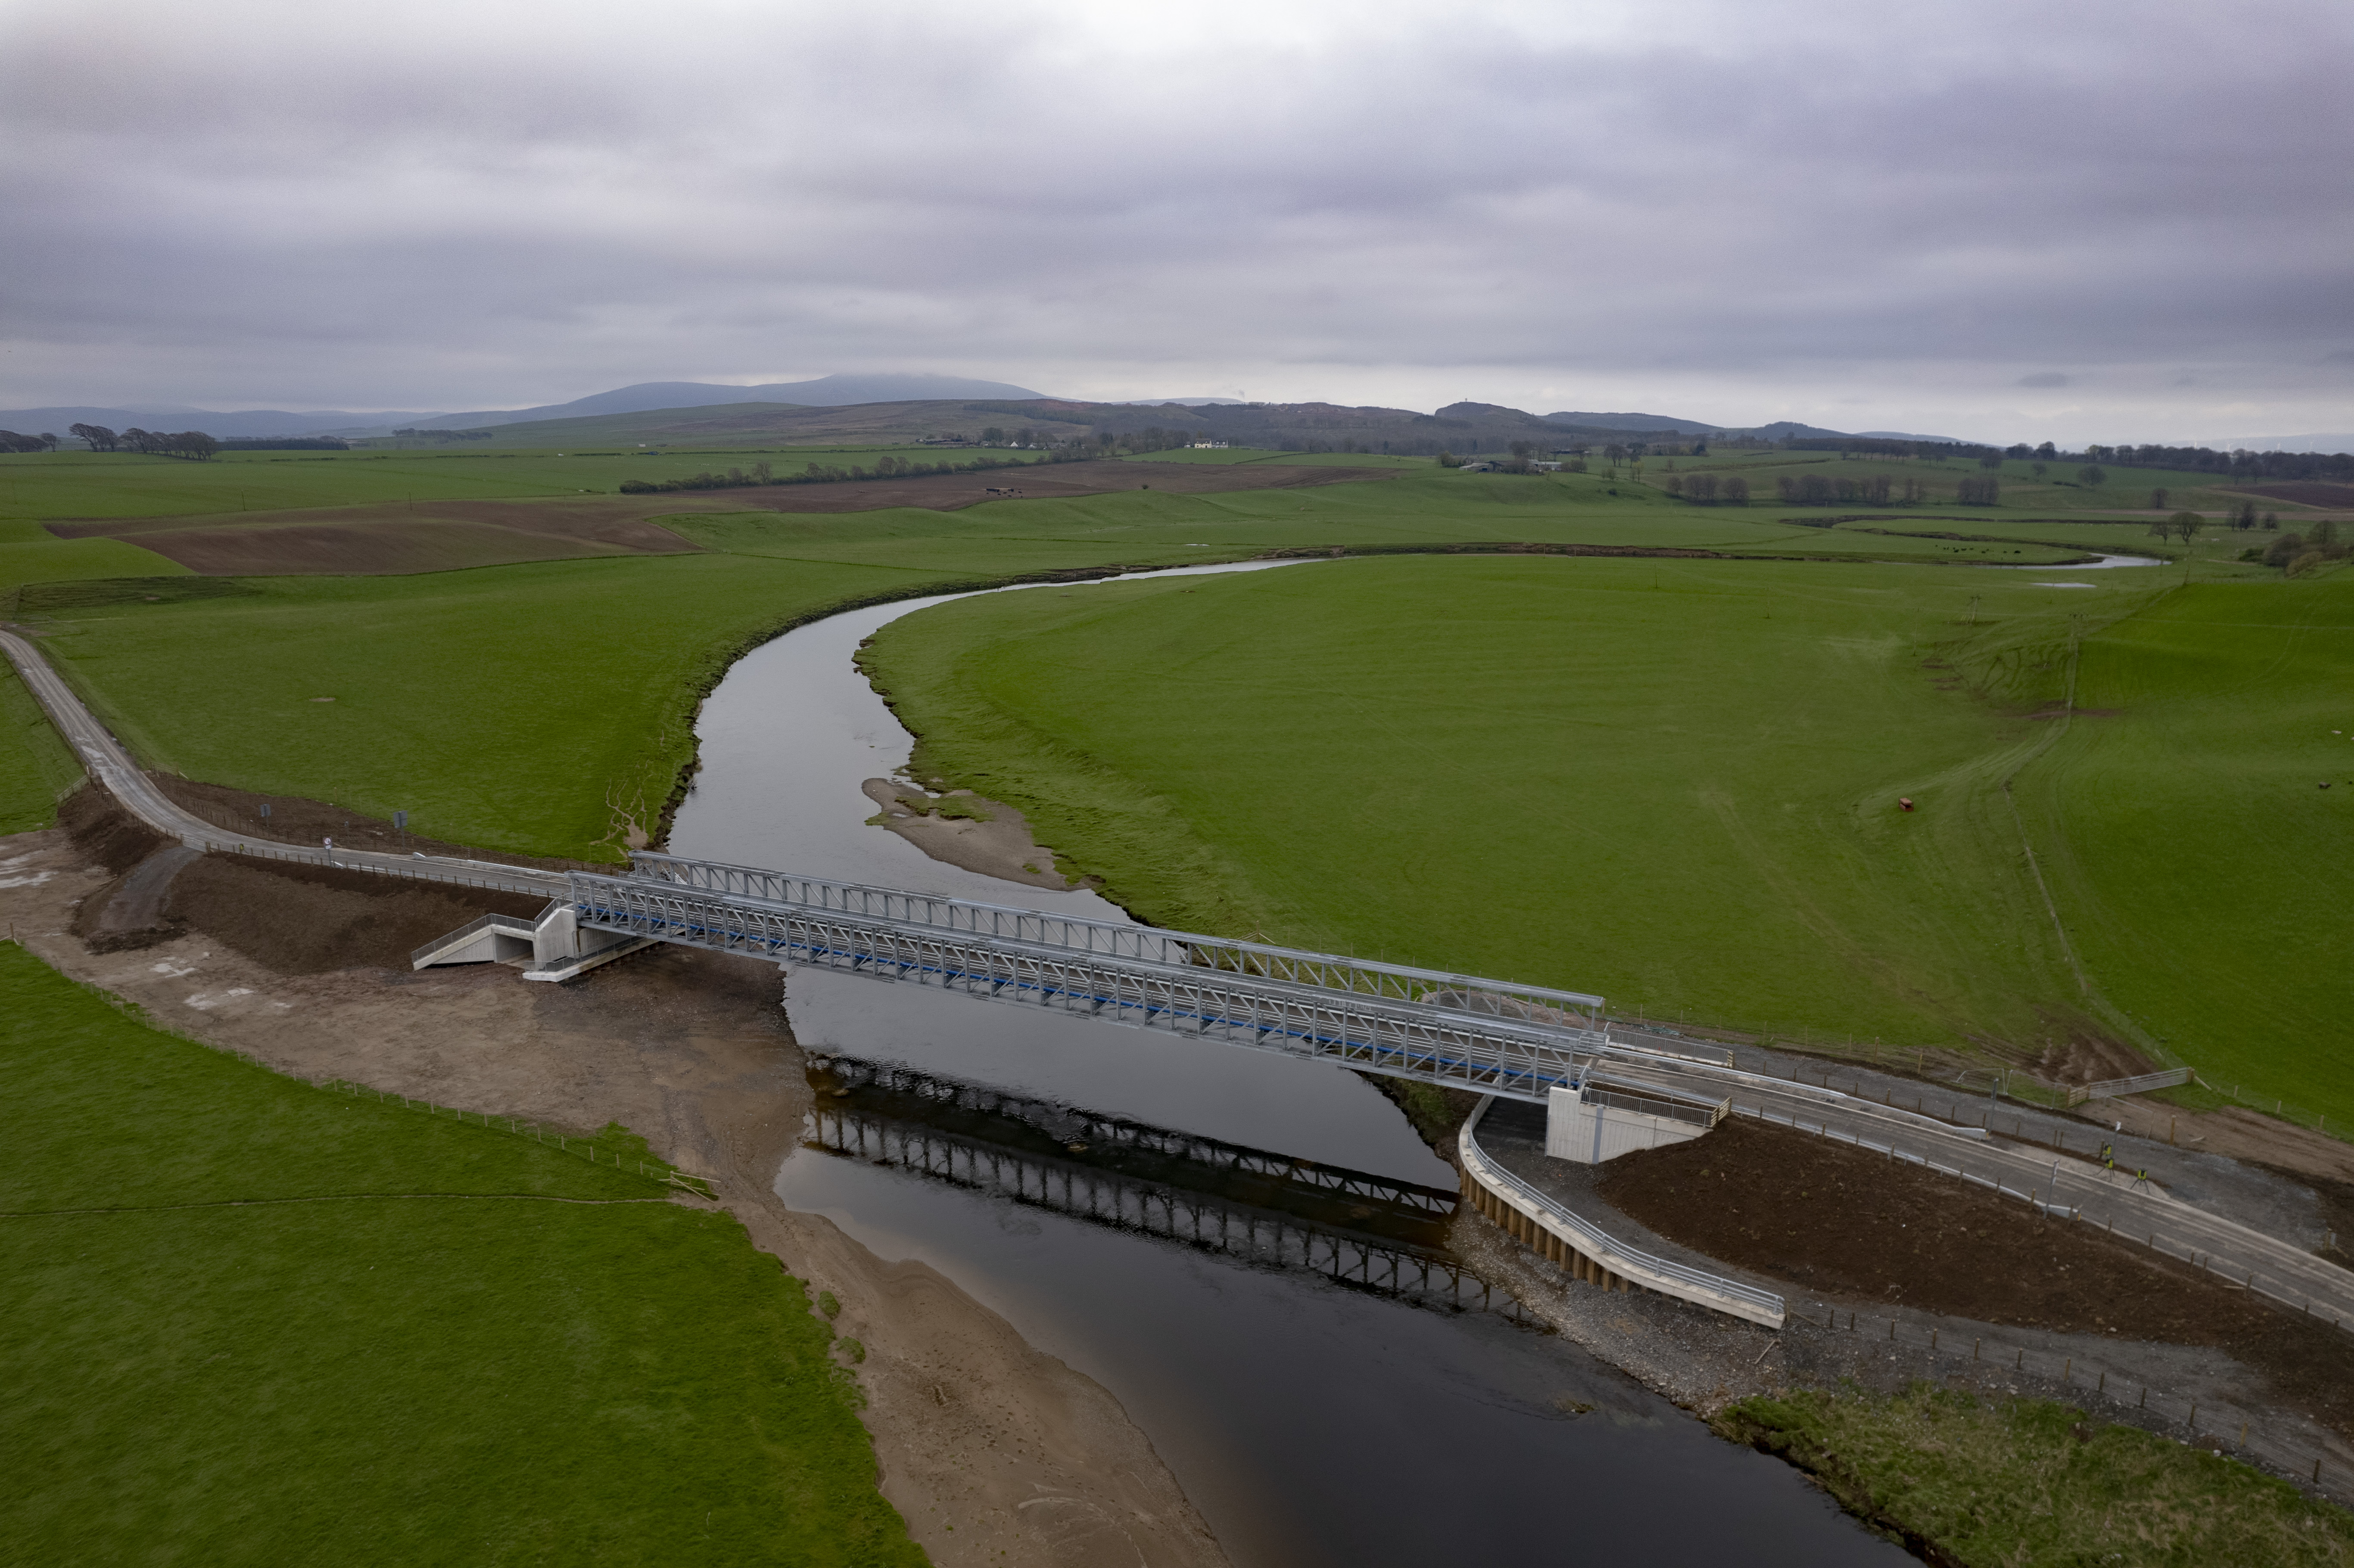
(432, 395, 1782, 454)
(2209, 433, 2354, 454)
(392, 373, 1051, 434)
(0, 375, 1052, 442)
(1856, 428, 1977, 444)
(1542, 409, 1730, 433)
(2, 404, 443, 440)
(4, 383, 1990, 450)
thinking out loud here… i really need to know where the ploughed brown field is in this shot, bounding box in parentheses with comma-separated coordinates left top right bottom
(43, 459, 1398, 575)
(2233, 482, 2354, 510)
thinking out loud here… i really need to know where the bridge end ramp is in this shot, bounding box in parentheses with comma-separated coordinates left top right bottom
(1461, 1098, 1784, 1329)
(412, 912, 542, 970)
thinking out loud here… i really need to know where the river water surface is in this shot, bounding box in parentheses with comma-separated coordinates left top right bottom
(669, 564, 1904, 1566)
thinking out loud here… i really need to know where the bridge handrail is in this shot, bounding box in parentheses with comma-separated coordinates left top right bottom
(620, 851, 1604, 1023)
(1458, 1098, 1785, 1326)
(190, 835, 562, 899)
(572, 871, 1605, 1071)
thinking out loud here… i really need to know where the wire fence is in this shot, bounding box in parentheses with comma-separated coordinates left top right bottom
(1778, 1299, 2354, 1505)
(163, 792, 616, 877)
(1620, 1014, 2353, 1146)
(1476, 1129, 2354, 1504)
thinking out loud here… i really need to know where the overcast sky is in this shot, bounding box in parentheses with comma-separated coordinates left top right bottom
(4, 0, 2349, 444)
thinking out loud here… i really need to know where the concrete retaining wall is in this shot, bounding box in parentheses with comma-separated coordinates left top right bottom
(1545, 1085, 1712, 1164)
(1458, 1098, 1784, 1328)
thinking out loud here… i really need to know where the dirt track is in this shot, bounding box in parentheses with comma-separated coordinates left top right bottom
(2, 793, 1227, 1568)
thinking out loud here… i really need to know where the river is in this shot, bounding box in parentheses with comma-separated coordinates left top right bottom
(668, 563, 1903, 1566)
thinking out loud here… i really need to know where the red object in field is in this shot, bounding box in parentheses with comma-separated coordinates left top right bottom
(1898, 797, 1915, 812)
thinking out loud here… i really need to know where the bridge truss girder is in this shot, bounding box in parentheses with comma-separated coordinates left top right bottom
(571, 872, 1597, 1102)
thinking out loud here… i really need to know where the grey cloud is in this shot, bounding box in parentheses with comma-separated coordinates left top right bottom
(2018, 373, 2072, 389)
(2, 0, 2350, 442)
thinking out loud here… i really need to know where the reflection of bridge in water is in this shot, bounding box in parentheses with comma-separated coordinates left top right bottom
(807, 1060, 1525, 1321)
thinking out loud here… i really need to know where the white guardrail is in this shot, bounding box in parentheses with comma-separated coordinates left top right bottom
(2067, 1067, 2193, 1106)
(1457, 1098, 1786, 1329)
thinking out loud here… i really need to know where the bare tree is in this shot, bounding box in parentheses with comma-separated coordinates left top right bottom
(2077, 464, 2106, 486)
(2148, 487, 2168, 510)
(2170, 510, 2204, 544)
(1721, 475, 1748, 504)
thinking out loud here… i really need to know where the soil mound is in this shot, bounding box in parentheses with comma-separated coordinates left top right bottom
(1598, 1115, 2354, 1436)
(58, 780, 168, 873)
(166, 852, 548, 975)
(1604, 1114, 2279, 1334)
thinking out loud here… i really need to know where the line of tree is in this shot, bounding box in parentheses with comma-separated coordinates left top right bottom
(65, 423, 217, 459)
(1773, 473, 1939, 506)
(2085, 443, 2354, 482)
(0, 430, 59, 452)
(218, 437, 350, 451)
(620, 451, 1046, 495)
(1660, 473, 1750, 503)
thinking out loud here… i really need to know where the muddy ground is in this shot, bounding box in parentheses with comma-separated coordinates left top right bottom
(1596, 1115, 2354, 1441)
(859, 778, 1082, 892)
(3, 791, 1226, 1568)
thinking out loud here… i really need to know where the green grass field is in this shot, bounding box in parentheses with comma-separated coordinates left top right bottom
(7, 455, 2333, 1103)
(1716, 1384, 2354, 1565)
(2023, 580, 2354, 1106)
(0, 662, 81, 833)
(0, 944, 919, 1565)
(1114, 447, 1431, 467)
(8, 476, 2136, 861)
(856, 554, 2354, 1114)
(0, 446, 1046, 524)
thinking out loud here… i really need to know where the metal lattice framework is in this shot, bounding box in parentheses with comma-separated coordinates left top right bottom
(576, 853, 1607, 1101)
(813, 1106, 1510, 1317)
(816, 1056, 1461, 1218)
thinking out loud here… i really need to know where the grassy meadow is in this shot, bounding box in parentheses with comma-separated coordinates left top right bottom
(4, 472, 2130, 860)
(1716, 1383, 2354, 1565)
(0, 944, 917, 1565)
(0, 445, 1042, 524)
(3, 448, 2341, 1102)
(858, 553, 2354, 1117)
(0, 660, 82, 832)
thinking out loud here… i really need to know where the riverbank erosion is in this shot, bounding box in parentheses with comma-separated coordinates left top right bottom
(0, 784, 1227, 1568)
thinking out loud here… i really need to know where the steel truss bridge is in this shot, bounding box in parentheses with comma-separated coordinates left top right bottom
(580, 852, 1607, 1103)
(811, 1101, 1520, 1321)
